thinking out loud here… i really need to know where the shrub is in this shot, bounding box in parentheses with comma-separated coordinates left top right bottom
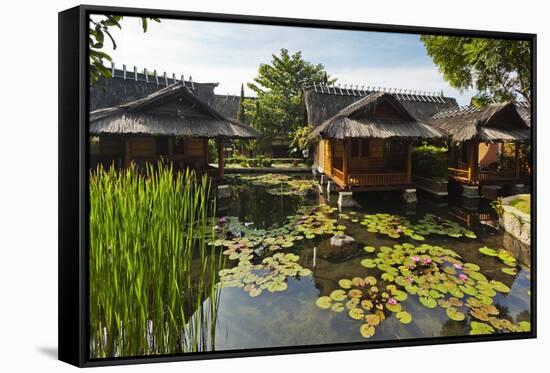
(412, 144, 449, 181)
(225, 157, 302, 167)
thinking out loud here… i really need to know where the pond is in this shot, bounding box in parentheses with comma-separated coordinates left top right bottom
(209, 173, 531, 350)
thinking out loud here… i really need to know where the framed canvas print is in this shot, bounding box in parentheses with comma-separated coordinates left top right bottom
(58, 5, 536, 367)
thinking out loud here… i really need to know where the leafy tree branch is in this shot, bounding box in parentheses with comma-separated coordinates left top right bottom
(420, 36, 531, 107)
(89, 15, 160, 85)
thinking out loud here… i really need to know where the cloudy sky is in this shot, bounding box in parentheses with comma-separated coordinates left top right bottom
(94, 15, 475, 105)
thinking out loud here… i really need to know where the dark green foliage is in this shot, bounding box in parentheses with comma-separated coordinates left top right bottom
(290, 125, 315, 152)
(238, 83, 246, 123)
(225, 157, 305, 168)
(412, 144, 449, 181)
(245, 49, 335, 152)
(420, 36, 531, 106)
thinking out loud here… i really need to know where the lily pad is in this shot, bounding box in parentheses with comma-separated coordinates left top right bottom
(479, 246, 499, 257)
(249, 288, 262, 297)
(501, 267, 518, 276)
(360, 324, 376, 338)
(519, 321, 531, 332)
(268, 281, 288, 292)
(446, 307, 465, 321)
(361, 299, 374, 310)
(338, 279, 353, 289)
(386, 302, 402, 313)
(348, 289, 363, 299)
(360, 259, 377, 268)
(490, 280, 511, 293)
(365, 314, 381, 326)
(315, 296, 332, 309)
(396, 311, 412, 324)
(330, 289, 347, 301)
(419, 296, 437, 309)
(349, 308, 365, 320)
(470, 321, 495, 335)
(459, 284, 478, 296)
(392, 290, 408, 302)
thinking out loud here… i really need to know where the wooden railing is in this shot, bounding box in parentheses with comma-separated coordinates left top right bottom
(331, 167, 345, 185)
(449, 166, 529, 184)
(348, 173, 408, 186)
(477, 169, 517, 183)
(448, 167, 471, 182)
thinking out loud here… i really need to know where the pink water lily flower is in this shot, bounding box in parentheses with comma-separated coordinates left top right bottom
(411, 256, 420, 262)
(459, 274, 468, 281)
(218, 216, 229, 224)
(453, 263, 463, 270)
(406, 276, 414, 283)
(407, 263, 415, 269)
(423, 257, 432, 264)
(387, 298, 397, 305)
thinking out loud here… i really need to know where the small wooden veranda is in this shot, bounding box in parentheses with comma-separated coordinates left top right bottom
(308, 92, 445, 191)
(429, 102, 531, 186)
(89, 82, 260, 178)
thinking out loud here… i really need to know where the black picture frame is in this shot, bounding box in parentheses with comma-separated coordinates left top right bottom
(58, 4, 537, 367)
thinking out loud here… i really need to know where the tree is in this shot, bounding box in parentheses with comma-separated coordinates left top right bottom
(89, 15, 160, 85)
(289, 125, 315, 153)
(237, 83, 246, 123)
(244, 48, 336, 153)
(420, 36, 531, 106)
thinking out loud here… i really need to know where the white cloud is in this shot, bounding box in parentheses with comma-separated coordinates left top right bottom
(96, 16, 474, 104)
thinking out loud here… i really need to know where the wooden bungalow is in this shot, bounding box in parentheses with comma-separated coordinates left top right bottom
(429, 102, 531, 186)
(90, 81, 260, 178)
(307, 91, 445, 191)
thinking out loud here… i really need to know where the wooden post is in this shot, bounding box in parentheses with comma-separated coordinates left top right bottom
(467, 140, 475, 182)
(343, 139, 349, 186)
(515, 142, 521, 179)
(167, 138, 174, 156)
(325, 140, 332, 176)
(406, 141, 412, 184)
(124, 138, 131, 168)
(204, 139, 209, 164)
(217, 139, 224, 179)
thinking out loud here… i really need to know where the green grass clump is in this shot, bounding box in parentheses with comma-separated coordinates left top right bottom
(510, 195, 530, 214)
(89, 163, 222, 358)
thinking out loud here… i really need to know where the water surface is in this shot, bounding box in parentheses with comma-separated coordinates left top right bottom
(211, 175, 531, 350)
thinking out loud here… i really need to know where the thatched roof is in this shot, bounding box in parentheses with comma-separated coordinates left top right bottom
(515, 101, 531, 127)
(429, 102, 531, 143)
(213, 94, 259, 121)
(90, 82, 261, 139)
(303, 84, 458, 126)
(309, 92, 445, 140)
(90, 67, 219, 111)
(213, 95, 241, 119)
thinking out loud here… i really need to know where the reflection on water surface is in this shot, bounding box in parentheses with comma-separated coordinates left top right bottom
(211, 175, 531, 350)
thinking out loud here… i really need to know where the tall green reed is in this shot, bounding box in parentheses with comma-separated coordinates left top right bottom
(89, 163, 222, 358)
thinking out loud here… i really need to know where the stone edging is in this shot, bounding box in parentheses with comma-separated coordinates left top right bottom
(499, 194, 531, 246)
